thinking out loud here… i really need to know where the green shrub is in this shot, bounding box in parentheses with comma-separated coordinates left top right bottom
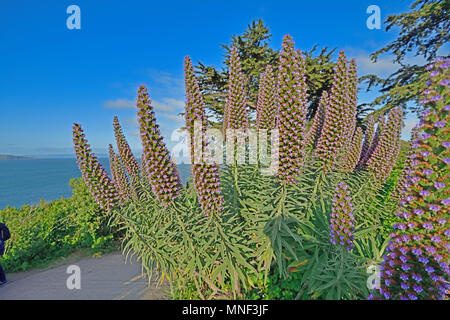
(0, 178, 118, 272)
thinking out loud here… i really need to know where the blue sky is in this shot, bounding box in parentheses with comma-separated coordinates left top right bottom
(0, 0, 426, 157)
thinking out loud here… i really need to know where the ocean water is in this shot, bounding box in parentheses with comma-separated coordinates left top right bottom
(0, 159, 191, 210)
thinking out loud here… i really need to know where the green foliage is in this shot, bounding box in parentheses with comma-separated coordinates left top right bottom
(0, 178, 118, 272)
(112, 156, 403, 300)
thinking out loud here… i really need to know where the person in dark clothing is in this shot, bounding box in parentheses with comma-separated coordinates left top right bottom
(0, 222, 10, 286)
(0, 262, 6, 286)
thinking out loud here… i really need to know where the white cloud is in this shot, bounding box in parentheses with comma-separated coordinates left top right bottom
(103, 98, 135, 109)
(153, 98, 184, 112)
(401, 115, 419, 140)
(346, 47, 428, 78)
(354, 55, 397, 77)
(147, 69, 185, 98)
(160, 112, 184, 123)
(123, 116, 138, 127)
(103, 97, 184, 113)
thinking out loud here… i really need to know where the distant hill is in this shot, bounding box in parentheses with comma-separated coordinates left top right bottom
(0, 155, 32, 160)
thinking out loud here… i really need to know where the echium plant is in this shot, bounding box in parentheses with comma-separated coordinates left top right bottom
(184, 56, 224, 214)
(256, 64, 278, 130)
(72, 123, 119, 210)
(356, 114, 376, 169)
(342, 127, 363, 172)
(366, 107, 403, 185)
(276, 35, 308, 184)
(391, 126, 420, 200)
(359, 115, 386, 169)
(136, 85, 181, 204)
(113, 116, 140, 177)
(341, 58, 358, 153)
(329, 182, 355, 251)
(256, 71, 266, 129)
(373, 58, 449, 300)
(316, 50, 352, 172)
(306, 90, 328, 149)
(224, 46, 249, 133)
(108, 144, 133, 203)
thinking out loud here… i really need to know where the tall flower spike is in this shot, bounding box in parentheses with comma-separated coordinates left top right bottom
(184, 56, 224, 215)
(366, 107, 403, 185)
(72, 123, 119, 210)
(276, 35, 309, 184)
(391, 126, 420, 200)
(256, 71, 266, 128)
(329, 182, 355, 251)
(374, 58, 449, 300)
(256, 64, 278, 130)
(316, 51, 352, 172)
(359, 115, 386, 168)
(306, 90, 328, 148)
(225, 46, 249, 131)
(113, 116, 140, 177)
(343, 58, 358, 148)
(108, 144, 133, 203)
(222, 100, 229, 138)
(357, 114, 376, 169)
(342, 127, 363, 172)
(137, 85, 181, 204)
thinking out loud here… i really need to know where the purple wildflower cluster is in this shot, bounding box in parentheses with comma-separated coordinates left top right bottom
(223, 46, 249, 133)
(342, 127, 363, 172)
(256, 64, 278, 130)
(341, 59, 358, 152)
(108, 144, 133, 203)
(113, 116, 140, 177)
(359, 115, 386, 169)
(316, 51, 355, 172)
(306, 90, 328, 148)
(356, 114, 376, 169)
(72, 123, 119, 210)
(329, 182, 355, 251)
(374, 58, 449, 300)
(366, 107, 403, 185)
(276, 35, 309, 184)
(391, 126, 420, 200)
(184, 57, 208, 161)
(137, 85, 182, 204)
(184, 56, 224, 214)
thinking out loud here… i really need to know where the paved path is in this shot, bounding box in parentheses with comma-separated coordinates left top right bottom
(0, 251, 169, 300)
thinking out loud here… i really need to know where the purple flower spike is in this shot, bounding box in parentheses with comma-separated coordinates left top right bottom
(276, 35, 309, 184)
(109, 144, 135, 203)
(72, 123, 119, 211)
(223, 46, 249, 134)
(316, 50, 357, 172)
(375, 57, 450, 301)
(357, 114, 376, 169)
(306, 90, 328, 148)
(137, 85, 181, 204)
(256, 64, 278, 130)
(113, 116, 140, 177)
(366, 107, 403, 185)
(329, 182, 355, 251)
(184, 56, 224, 215)
(342, 127, 363, 172)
